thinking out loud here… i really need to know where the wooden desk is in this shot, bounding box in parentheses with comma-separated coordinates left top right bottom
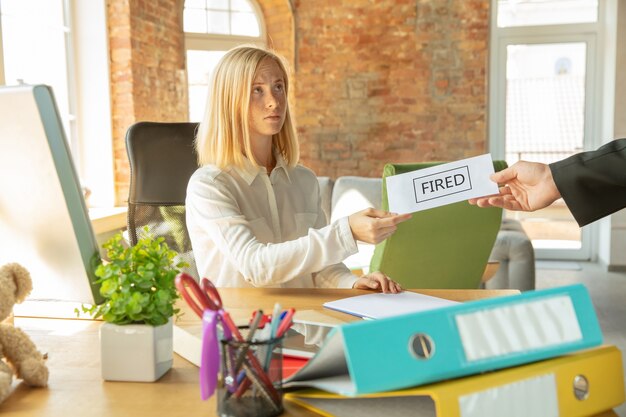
(1, 288, 617, 417)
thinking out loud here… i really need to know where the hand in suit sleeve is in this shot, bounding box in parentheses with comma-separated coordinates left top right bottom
(550, 138, 626, 226)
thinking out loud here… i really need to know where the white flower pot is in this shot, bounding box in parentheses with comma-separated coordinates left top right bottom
(100, 318, 173, 382)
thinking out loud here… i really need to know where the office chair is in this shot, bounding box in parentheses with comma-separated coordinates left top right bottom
(369, 161, 507, 289)
(126, 121, 200, 279)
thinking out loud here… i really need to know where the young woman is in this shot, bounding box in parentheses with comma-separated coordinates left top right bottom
(186, 46, 410, 291)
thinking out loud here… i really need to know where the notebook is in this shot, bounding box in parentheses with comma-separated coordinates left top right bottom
(323, 291, 458, 319)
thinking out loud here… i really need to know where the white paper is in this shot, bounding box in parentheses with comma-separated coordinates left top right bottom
(385, 154, 499, 214)
(323, 291, 458, 319)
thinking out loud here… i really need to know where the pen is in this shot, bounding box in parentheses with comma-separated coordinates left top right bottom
(264, 303, 282, 370)
(240, 359, 282, 411)
(219, 313, 237, 393)
(230, 311, 265, 400)
(224, 310, 263, 402)
(235, 307, 295, 400)
(270, 303, 282, 338)
(223, 343, 236, 393)
(276, 308, 296, 338)
(231, 309, 263, 380)
(221, 311, 280, 402)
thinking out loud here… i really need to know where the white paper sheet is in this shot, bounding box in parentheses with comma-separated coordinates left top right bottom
(323, 291, 458, 319)
(386, 154, 499, 214)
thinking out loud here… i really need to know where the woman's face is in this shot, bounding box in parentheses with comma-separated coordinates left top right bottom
(248, 58, 287, 144)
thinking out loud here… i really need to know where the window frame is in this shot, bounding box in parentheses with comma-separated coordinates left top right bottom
(495, 0, 600, 28)
(69, 0, 114, 208)
(0, 10, 4, 85)
(63, 0, 80, 161)
(184, 0, 266, 40)
(183, 0, 267, 122)
(185, 32, 266, 51)
(488, 0, 612, 261)
(184, 0, 267, 52)
(0, 0, 115, 208)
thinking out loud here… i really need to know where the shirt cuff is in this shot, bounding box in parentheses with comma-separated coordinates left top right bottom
(337, 216, 358, 255)
(335, 272, 359, 289)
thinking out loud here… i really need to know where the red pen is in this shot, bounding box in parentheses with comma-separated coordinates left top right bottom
(276, 308, 296, 338)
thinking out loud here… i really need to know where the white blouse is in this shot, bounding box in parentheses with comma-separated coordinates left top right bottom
(185, 154, 358, 288)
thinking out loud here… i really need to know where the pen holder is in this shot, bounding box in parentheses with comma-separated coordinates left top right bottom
(218, 326, 284, 417)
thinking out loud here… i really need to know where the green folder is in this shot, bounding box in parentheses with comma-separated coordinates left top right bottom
(369, 161, 507, 289)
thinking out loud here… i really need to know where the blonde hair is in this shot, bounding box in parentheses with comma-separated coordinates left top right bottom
(195, 45, 299, 168)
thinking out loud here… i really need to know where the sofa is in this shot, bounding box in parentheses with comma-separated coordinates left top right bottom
(318, 176, 535, 291)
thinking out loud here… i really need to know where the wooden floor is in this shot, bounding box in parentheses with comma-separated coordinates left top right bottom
(536, 262, 626, 417)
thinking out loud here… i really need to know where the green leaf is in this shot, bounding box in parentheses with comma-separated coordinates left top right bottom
(100, 279, 118, 298)
(74, 228, 183, 326)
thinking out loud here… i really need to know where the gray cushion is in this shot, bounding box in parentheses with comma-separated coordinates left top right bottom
(487, 220, 536, 291)
(330, 176, 382, 223)
(328, 177, 383, 272)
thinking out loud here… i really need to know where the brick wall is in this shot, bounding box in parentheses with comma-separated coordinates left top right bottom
(107, 0, 488, 202)
(292, 0, 490, 178)
(108, 0, 188, 204)
(257, 0, 295, 72)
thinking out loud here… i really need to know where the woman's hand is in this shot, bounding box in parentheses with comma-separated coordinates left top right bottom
(352, 271, 402, 293)
(348, 208, 412, 244)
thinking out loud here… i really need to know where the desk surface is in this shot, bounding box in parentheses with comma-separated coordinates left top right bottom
(1, 288, 618, 417)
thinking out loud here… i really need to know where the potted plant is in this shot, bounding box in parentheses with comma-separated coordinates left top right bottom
(77, 229, 187, 382)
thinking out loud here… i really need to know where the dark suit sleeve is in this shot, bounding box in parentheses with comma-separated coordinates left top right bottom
(549, 138, 626, 227)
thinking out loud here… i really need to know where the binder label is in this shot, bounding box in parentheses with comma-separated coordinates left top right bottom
(458, 373, 558, 417)
(455, 295, 583, 361)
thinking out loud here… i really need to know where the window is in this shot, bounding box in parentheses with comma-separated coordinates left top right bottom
(184, 0, 265, 121)
(184, 0, 261, 36)
(489, 0, 605, 260)
(505, 42, 586, 164)
(497, 0, 598, 28)
(0, 0, 74, 151)
(0, 1, 114, 207)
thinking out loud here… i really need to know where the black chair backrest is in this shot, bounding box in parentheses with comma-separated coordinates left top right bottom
(126, 121, 200, 278)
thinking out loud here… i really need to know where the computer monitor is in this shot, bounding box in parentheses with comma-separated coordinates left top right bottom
(0, 84, 102, 303)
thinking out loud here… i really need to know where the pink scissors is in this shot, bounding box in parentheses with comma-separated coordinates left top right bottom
(175, 272, 224, 318)
(175, 273, 228, 400)
(174, 273, 280, 404)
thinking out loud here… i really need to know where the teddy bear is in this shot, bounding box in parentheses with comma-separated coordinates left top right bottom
(0, 263, 48, 404)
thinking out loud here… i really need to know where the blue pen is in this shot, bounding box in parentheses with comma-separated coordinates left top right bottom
(264, 303, 282, 370)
